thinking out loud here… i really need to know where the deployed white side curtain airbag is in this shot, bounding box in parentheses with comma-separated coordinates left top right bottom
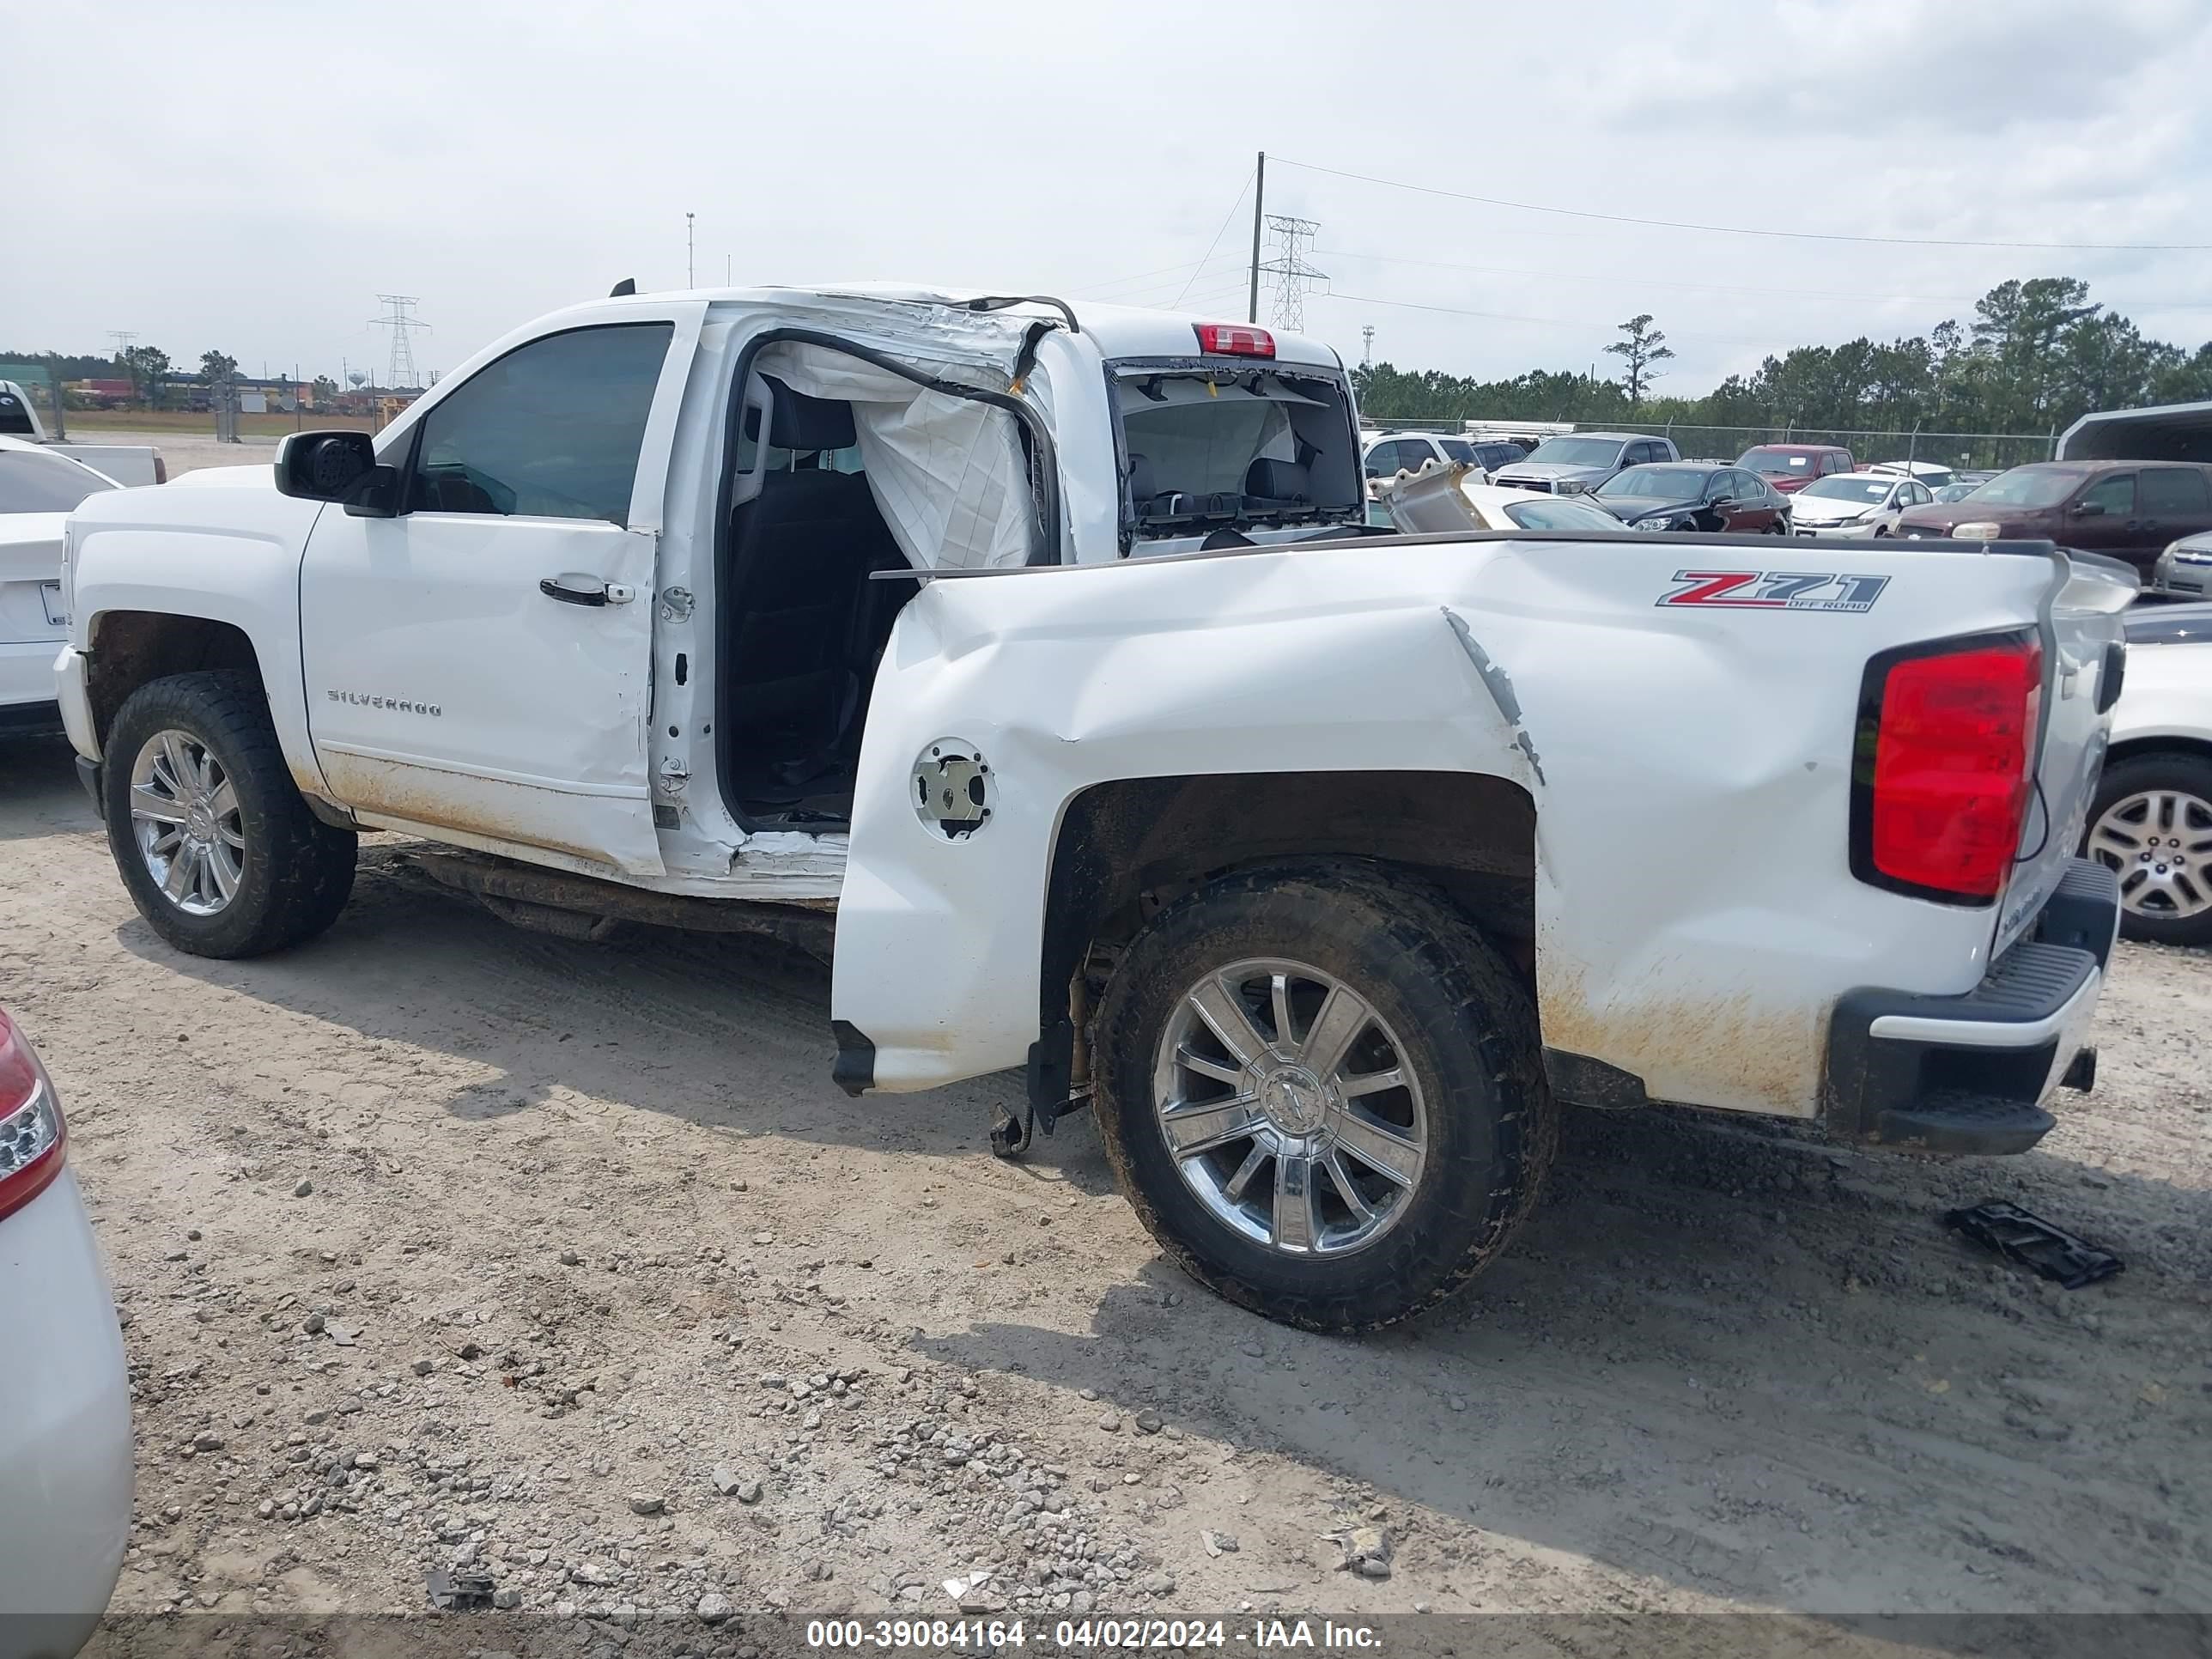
(750, 342, 1034, 571)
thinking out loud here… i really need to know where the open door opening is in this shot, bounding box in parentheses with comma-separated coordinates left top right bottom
(719, 378, 916, 830)
(714, 328, 1064, 834)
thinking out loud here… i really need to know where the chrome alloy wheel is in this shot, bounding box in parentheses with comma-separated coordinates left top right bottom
(2089, 789, 2212, 922)
(1152, 958, 1427, 1256)
(130, 728, 245, 916)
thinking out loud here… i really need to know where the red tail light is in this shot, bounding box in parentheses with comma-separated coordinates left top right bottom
(1194, 323, 1274, 358)
(1851, 633, 2043, 904)
(0, 1009, 66, 1223)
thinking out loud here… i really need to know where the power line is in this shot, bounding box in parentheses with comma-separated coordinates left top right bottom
(1316, 289, 1781, 347)
(1075, 269, 1249, 312)
(1076, 255, 1217, 295)
(1316, 245, 2212, 313)
(1173, 168, 1255, 307)
(1079, 253, 1245, 303)
(1272, 155, 2212, 252)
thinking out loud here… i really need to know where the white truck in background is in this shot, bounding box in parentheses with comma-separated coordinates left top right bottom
(0, 380, 166, 488)
(1, 435, 123, 729)
(56, 283, 2134, 1332)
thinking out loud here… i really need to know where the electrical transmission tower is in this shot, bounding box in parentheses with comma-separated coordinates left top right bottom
(107, 330, 137, 360)
(1257, 216, 1325, 332)
(368, 295, 431, 390)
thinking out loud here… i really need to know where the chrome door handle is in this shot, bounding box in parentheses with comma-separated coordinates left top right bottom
(539, 574, 636, 606)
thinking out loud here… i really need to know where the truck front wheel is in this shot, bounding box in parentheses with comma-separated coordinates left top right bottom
(103, 672, 357, 958)
(1091, 861, 1554, 1332)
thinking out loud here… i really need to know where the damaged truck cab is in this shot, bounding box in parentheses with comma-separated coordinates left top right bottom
(57, 285, 2134, 1332)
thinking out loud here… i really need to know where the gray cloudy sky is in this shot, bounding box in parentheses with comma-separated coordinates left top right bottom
(8, 0, 2212, 392)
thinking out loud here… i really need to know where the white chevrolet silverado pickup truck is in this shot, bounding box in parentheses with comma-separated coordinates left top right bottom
(56, 283, 2136, 1331)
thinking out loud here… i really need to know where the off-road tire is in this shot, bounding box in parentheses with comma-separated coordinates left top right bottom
(104, 672, 357, 957)
(1091, 860, 1555, 1332)
(2085, 751, 2212, 947)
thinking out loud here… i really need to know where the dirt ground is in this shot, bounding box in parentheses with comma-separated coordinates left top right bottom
(1, 732, 2206, 1649)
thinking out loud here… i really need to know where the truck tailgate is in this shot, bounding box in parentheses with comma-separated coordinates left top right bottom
(1996, 552, 2136, 951)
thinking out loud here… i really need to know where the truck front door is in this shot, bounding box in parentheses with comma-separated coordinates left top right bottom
(298, 316, 694, 873)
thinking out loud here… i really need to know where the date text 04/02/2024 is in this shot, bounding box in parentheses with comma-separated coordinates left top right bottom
(804, 1617, 1386, 1650)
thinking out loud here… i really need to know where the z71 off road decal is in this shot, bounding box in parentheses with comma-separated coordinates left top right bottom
(1657, 569, 1891, 612)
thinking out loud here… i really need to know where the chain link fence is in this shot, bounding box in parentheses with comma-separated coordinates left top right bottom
(1367, 415, 2061, 473)
(1620, 422, 2059, 472)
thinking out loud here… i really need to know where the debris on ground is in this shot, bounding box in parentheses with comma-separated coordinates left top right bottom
(424, 1569, 495, 1611)
(943, 1571, 1005, 1613)
(1944, 1201, 2125, 1289)
(1327, 1526, 1394, 1578)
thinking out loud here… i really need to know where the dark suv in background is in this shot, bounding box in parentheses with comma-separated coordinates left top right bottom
(1893, 460, 2212, 578)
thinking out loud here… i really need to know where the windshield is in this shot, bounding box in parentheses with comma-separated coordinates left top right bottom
(1968, 467, 2080, 508)
(1503, 495, 1626, 531)
(0, 448, 118, 514)
(1597, 466, 1709, 500)
(1800, 475, 1894, 503)
(1439, 439, 1478, 464)
(1117, 369, 1359, 533)
(1740, 447, 1820, 477)
(1522, 436, 1625, 469)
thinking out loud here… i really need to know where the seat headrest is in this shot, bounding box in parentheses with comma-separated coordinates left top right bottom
(763, 377, 856, 453)
(1127, 453, 1157, 509)
(1245, 458, 1310, 501)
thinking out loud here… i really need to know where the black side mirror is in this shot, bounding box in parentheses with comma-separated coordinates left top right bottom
(2072, 501, 2106, 518)
(276, 430, 400, 517)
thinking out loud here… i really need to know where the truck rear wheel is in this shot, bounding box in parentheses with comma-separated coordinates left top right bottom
(1091, 861, 1554, 1332)
(104, 672, 357, 958)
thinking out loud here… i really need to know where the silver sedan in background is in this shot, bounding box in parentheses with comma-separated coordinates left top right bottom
(2153, 530, 2212, 599)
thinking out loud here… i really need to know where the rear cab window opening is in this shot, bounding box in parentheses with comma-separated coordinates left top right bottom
(1110, 344, 1363, 554)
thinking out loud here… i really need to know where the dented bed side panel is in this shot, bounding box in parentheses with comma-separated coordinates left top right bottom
(834, 535, 2069, 1115)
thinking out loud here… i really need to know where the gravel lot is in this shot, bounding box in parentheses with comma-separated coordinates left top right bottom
(1, 732, 2206, 1647)
(80, 430, 280, 481)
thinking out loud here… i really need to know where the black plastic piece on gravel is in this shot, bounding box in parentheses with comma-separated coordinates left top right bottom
(1944, 1201, 2124, 1289)
(426, 1570, 495, 1611)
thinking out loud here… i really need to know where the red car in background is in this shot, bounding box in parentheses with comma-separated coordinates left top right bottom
(1738, 444, 1855, 495)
